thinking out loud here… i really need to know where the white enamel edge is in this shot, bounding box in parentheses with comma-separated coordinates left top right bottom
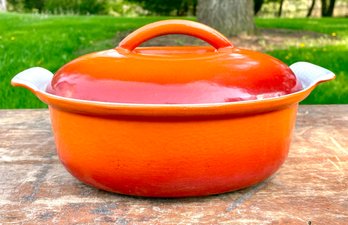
(290, 62, 335, 88)
(11, 67, 54, 92)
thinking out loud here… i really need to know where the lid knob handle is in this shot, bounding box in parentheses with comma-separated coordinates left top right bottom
(118, 19, 233, 52)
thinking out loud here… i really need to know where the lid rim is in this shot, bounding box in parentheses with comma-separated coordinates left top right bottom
(37, 87, 311, 117)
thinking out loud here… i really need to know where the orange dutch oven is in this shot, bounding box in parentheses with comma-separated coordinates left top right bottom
(12, 20, 334, 197)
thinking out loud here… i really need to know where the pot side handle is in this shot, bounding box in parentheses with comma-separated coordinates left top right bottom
(117, 19, 233, 52)
(11, 67, 54, 94)
(290, 62, 335, 89)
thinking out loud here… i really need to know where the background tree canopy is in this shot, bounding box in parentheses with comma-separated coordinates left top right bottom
(4, 0, 346, 17)
(124, 0, 197, 16)
(8, 0, 109, 14)
(6, 0, 197, 15)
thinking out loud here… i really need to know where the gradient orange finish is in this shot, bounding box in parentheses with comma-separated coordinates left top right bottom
(47, 20, 302, 104)
(36, 89, 304, 197)
(33, 79, 315, 197)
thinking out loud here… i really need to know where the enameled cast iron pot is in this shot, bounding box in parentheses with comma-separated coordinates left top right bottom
(12, 20, 335, 197)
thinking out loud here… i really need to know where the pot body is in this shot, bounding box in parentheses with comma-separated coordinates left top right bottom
(49, 104, 298, 197)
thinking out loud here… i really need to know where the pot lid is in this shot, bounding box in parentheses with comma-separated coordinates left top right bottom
(47, 20, 302, 104)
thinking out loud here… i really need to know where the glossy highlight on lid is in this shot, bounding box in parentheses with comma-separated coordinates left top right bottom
(48, 44, 302, 104)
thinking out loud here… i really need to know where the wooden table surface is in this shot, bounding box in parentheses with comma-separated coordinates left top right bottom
(0, 105, 347, 224)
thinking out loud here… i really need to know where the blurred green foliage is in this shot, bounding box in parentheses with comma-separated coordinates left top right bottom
(6, 0, 197, 15)
(6, 0, 346, 17)
(124, 0, 197, 16)
(44, 0, 108, 15)
(7, 0, 123, 15)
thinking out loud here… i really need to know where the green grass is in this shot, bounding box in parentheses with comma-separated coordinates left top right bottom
(255, 18, 348, 37)
(1, 13, 169, 108)
(1, 14, 347, 108)
(255, 18, 348, 104)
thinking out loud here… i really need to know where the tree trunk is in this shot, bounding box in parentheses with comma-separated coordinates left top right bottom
(192, 1, 197, 16)
(197, 0, 255, 36)
(321, 0, 327, 16)
(321, 0, 336, 17)
(306, 0, 316, 17)
(327, 0, 336, 16)
(254, 0, 264, 15)
(0, 0, 6, 11)
(278, 0, 284, 17)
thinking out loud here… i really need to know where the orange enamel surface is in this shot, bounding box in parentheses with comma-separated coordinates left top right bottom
(13, 20, 327, 197)
(35, 84, 310, 197)
(47, 47, 301, 104)
(47, 20, 302, 104)
(118, 19, 233, 51)
(49, 104, 298, 197)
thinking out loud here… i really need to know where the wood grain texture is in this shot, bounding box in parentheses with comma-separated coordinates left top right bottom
(0, 106, 347, 224)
